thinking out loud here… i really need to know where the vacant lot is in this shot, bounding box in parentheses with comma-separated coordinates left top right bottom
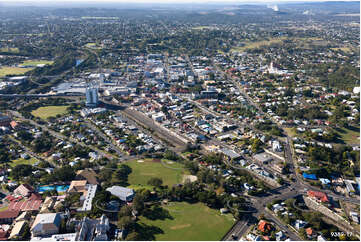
(0, 67, 33, 77)
(21, 60, 54, 66)
(0, 47, 19, 53)
(31, 105, 69, 119)
(231, 37, 286, 52)
(137, 202, 234, 241)
(126, 159, 187, 187)
(11, 157, 38, 167)
(336, 126, 360, 145)
(84, 42, 102, 49)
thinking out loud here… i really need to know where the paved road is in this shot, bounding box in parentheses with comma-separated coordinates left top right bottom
(84, 120, 124, 157)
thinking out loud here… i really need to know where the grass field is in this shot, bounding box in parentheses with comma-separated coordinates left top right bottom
(0, 47, 19, 53)
(31, 105, 69, 119)
(331, 47, 353, 53)
(137, 202, 234, 241)
(126, 159, 188, 187)
(0, 67, 33, 77)
(84, 42, 102, 49)
(336, 126, 360, 145)
(231, 37, 286, 52)
(284, 127, 298, 137)
(21, 60, 54, 66)
(192, 26, 213, 30)
(10, 157, 38, 167)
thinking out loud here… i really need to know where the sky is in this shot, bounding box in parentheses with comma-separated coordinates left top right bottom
(0, 0, 356, 2)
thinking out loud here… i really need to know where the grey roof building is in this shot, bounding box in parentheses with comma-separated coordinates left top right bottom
(106, 186, 134, 202)
(220, 148, 241, 160)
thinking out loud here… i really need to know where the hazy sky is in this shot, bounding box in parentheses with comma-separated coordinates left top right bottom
(0, 0, 354, 2)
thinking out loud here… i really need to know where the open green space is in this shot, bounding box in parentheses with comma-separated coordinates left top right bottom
(137, 202, 234, 241)
(192, 26, 213, 30)
(231, 37, 286, 52)
(126, 159, 188, 187)
(0, 67, 33, 77)
(31, 105, 69, 119)
(10, 157, 38, 167)
(336, 126, 360, 145)
(0, 47, 19, 53)
(21, 60, 54, 66)
(84, 42, 102, 49)
(284, 127, 298, 138)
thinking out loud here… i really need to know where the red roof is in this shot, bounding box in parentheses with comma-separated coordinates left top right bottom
(307, 190, 329, 203)
(0, 229, 8, 240)
(8, 194, 42, 212)
(306, 227, 314, 236)
(10, 121, 18, 129)
(0, 210, 19, 219)
(29, 193, 42, 201)
(258, 220, 272, 233)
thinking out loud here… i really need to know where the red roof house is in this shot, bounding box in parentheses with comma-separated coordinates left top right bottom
(258, 220, 272, 233)
(307, 190, 329, 203)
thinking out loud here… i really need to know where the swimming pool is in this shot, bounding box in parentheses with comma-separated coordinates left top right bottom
(38, 185, 70, 193)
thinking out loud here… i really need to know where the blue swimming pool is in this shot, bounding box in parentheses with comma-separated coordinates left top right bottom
(38, 185, 69, 193)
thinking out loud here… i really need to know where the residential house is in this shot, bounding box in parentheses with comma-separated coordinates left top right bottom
(258, 220, 272, 233)
(307, 191, 329, 203)
(306, 228, 315, 238)
(246, 233, 261, 241)
(294, 220, 307, 230)
(275, 231, 285, 241)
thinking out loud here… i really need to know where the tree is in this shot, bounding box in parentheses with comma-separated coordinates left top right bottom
(147, 178, 163, 187)
(163, 150, 178, 160)
(126, 231, 141, 241)
(299, 228, 307, 240)
(251, 138, 261, 153)
(132, 193, 145, 214)
(10, 164, 33, 181)
(119, 205, 133, 218)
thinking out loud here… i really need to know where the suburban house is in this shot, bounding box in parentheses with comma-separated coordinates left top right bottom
(307, 190, 329, 203)
(294, 220, 307, 230)
(258, 220, 272, 233)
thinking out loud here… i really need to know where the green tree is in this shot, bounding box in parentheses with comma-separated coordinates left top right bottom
(147, 178, 163, 187)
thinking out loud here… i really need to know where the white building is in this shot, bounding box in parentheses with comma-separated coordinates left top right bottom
(30, 213, 61, 237)
(85, 87, 99, 107)
(272, 140, 282, 152)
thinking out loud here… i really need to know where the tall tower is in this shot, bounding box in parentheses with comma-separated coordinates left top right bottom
(85, 86, 98, 107)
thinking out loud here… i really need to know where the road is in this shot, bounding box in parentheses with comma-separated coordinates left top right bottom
(84, 120, 124, 157)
